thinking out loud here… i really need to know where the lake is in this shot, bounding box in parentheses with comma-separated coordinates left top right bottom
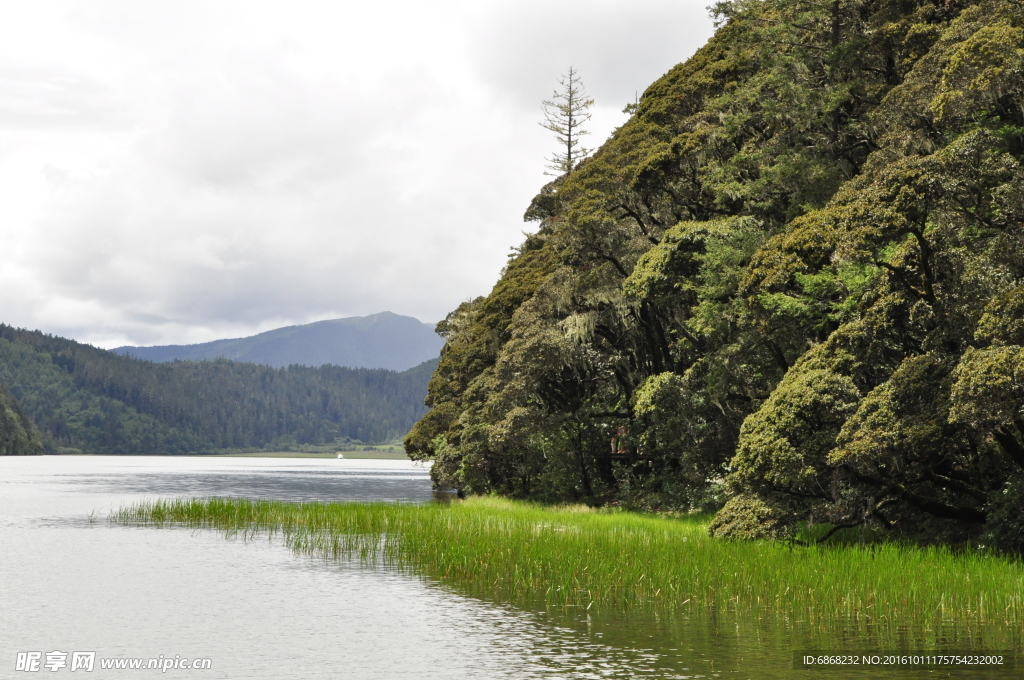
(1, 456, 1018, 679)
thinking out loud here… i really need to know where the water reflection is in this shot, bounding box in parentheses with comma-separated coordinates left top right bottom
(45, 456, 435, 503)
(58, 465, 434, 503)
(526, 607, 1021, 680)
(0, 455, 1020, 679)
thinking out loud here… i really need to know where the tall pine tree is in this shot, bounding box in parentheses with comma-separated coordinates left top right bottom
(540, 67, 594, 175)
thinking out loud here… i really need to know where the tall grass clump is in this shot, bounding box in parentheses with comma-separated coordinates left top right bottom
(114, 496, 1024, 627)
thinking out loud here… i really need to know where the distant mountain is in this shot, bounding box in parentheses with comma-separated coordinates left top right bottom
(0, 323, 437, 454)
(112, 312, 443, 371)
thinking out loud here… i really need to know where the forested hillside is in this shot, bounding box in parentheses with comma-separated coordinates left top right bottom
(0, 384, 43, 455)
(406, 0, 1024, 551)
(0, 325, 434, 454)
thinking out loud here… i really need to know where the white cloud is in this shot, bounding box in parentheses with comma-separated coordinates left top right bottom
(0, 0, 715, 348)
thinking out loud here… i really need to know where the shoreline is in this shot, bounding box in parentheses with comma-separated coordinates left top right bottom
(113, 495, 1024, 628)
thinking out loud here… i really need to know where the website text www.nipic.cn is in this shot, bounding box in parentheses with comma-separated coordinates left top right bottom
(15, 652, 212, 673)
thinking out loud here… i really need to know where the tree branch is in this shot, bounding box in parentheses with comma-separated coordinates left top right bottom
(993, 427, 1024, 471)
(597, 254, 629, 278)
(614, 204, 660, 245)
(925, 471, 989, 504)
(766, 339, 790, 373)
(817, 522, 859, 544)
(875, 261, 930, 301)
(894, 485, 987, 523)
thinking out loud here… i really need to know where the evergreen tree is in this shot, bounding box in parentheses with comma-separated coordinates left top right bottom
(540, 67, 594, 175)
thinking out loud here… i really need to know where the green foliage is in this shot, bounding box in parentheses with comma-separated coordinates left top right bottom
(950, 345, 1024, 431)
(930, 19, 1024, 124)
(408, 0, 1024, 551)
(708, 494, 794, 540)
(0, 325, 434, 454)
(975, 285, 1024, 345)
(730, 361, 860, 497)
(0, 384, 43, 455)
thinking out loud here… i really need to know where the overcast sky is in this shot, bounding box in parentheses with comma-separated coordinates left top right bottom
(0, 1, 716, 348)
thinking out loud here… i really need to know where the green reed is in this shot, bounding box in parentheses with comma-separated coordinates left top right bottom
(113, 496, 1024, 626)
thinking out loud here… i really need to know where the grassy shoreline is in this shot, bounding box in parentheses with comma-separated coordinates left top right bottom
(113, 496, 1023, 627)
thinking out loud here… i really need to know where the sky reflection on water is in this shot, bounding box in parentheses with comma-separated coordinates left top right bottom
(0, 456, 693, 679)
(0, 455, 1018, 679)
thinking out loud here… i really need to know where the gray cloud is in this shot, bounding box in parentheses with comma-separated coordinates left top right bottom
(0, 0, 715, 348)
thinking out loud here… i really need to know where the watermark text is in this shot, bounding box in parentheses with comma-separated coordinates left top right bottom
(15, 652, 211, 673)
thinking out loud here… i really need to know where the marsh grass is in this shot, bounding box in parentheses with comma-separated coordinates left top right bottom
(113, 496, 1024, 627)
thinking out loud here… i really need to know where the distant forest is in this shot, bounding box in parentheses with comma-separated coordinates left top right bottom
(0, 324, 435, 455)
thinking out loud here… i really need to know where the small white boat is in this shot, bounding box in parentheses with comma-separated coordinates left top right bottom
(336, 453, 344, 459)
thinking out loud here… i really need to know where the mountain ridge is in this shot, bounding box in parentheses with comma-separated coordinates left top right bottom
(112, 311, 443, 371)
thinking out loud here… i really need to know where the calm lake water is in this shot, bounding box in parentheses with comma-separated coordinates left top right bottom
(0, 456, 1018, 679)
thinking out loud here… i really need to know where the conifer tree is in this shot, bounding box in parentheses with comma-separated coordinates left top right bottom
(540, 67, 593, 175)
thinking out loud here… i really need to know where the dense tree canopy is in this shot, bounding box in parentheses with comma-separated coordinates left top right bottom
(407, 0, 1024, 552)
(0, 383, 43, 455)
(0, 325, 435, 455)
